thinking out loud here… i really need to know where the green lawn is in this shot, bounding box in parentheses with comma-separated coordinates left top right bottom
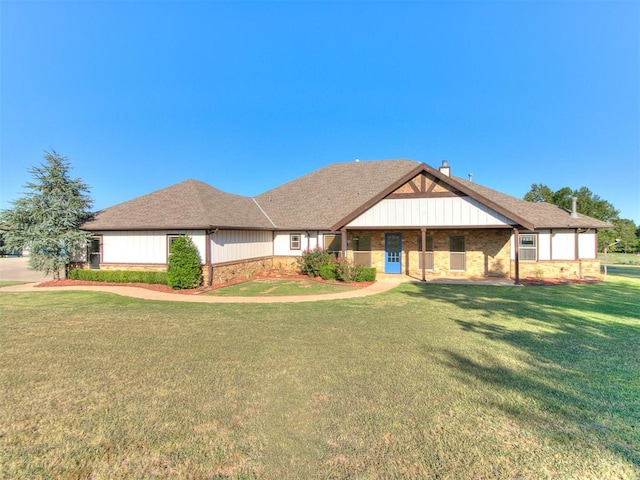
(1, 273, 638, 479)
(207, 277, 360, 296)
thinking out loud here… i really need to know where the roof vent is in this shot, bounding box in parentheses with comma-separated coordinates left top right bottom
(468, 173, 473, 182)
(439, 160, 450, 177)
(355, 158, 360, 162)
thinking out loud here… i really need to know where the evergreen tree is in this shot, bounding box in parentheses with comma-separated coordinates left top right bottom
(167, 236, 202, 289)
(0, 150, 93, 279)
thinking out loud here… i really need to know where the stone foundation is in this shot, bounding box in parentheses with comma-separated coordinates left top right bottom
(515, 260, 602, 281)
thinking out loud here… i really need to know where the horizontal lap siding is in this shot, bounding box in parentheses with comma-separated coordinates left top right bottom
(212, 230, 272, 263)
(348, 197, 514, 227)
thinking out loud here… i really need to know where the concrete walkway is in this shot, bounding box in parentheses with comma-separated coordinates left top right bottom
(0, 275, 409, 303)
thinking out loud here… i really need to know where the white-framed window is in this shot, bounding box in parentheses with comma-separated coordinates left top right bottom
(290, 233, 301, 250)
(519, 234, 537, 261)
(450, 235, 465, 271)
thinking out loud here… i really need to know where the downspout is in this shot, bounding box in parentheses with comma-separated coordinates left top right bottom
(514, 228, 520, 285)
(206, 228, 218, 287)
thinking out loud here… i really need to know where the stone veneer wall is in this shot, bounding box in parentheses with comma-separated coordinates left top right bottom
(348, 229, 512, 278)
(514, 259, 601, 280)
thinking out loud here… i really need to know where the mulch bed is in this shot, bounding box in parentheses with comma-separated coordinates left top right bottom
(36, 274, 374, 295)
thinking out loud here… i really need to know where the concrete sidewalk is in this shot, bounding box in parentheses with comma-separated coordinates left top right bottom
(0, 275, 408, 303)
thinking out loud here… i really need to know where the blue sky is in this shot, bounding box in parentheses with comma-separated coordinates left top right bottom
(1, 1, 639, 222)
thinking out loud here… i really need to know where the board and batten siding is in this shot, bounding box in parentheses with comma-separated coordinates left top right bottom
(211, 230, 272, 263)
(100, 231, 207, 264)
(273, 231, 324, 256)
(347, 197, 515, 228)
(510, 229, 597, 261)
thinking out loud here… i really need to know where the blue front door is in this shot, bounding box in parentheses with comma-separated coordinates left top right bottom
(385, 233, 402, 274)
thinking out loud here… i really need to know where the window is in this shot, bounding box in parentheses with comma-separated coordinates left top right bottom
(450, 235, 465, 271)
(324, 234, 342, 258)
(290, 233, 301, 250)
(519, 234, 537, 261)
(418, 234, 434, 270)
(352, 235, 371, 266)
(167, 235, 182, 261)
(88, 236, 101, 269)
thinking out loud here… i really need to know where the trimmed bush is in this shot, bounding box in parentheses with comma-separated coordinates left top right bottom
(318, 263, 338, 281)
(355, 267, 377, 282)
(297, 248, 332, 277)
(167, 236, 202, 289)
(68, 269, 168, 284)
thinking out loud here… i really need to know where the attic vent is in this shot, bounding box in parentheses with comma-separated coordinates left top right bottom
(468, 173, 473, 182)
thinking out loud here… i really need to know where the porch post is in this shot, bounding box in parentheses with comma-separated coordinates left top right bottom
(513, 228, 520, 285)
(421, 227, 427, 282)
(341, 228, 347, 259)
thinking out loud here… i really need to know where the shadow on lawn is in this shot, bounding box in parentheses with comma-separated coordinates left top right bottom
(401, 277, 640, 469)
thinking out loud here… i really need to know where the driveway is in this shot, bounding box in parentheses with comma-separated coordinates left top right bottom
(0, 256, 53, 282)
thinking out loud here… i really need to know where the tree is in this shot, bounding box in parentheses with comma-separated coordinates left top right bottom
(523, 183, 621, 252)
(0, 150, 93, 279)
(167, 236, 202, 289)
(612, 218, 638, 253)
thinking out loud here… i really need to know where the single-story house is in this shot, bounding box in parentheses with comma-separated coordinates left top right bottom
(81, 159, 611, 285)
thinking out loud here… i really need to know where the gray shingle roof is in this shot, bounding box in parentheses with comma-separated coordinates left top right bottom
(84, 179, 274, 230)
(83, 161, 612, 232)
(254, 159, 421, 230)
(452, 176, 613, 229)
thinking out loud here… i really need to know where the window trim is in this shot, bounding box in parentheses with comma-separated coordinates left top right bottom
(519, 233, 538, 262)
(290, 233, 301, 250)
(167, 234, 182, 262)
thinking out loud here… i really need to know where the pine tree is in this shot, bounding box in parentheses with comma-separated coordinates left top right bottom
(0, 150, 94, 279)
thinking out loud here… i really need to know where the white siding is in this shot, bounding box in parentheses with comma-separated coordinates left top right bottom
(211, 230, 272, 263)
(551, 230, 576, 260)
(101, 231, 206, 264)
(578, 231, 597, 259)
(537, 230, 551, 261)
(273, 231, 325, 256)
(347, 197, 515, 227)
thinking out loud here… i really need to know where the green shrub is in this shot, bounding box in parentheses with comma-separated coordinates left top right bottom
(318, 264, 337, 281)
(167, 236, 202, 289)
(297, 248, 332, 277)
(356, 267, 377, 282)
(68, 269, 168, 284)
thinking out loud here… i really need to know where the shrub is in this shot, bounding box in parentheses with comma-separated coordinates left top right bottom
(167, 236, 202, 289)
(68, 269, 168, 284)
(297, 248, 332, 277)
(318, 263, 337, 281)
(355, 267, 377, 282)
(335, 257, 364, 283)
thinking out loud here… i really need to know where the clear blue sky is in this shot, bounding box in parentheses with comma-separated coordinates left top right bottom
(2, 1, 639, 222)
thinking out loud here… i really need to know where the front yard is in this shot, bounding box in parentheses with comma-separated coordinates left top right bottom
(0, 270, 638, 479)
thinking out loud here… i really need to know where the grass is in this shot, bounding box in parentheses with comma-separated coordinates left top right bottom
(0, 272, 638, 479)
(0, 281, 27, 288)
(599, 251, 640, 265)
(207, 277, 360, 296)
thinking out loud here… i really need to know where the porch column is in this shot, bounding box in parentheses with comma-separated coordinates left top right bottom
(421, 227, 427, 282)
(341, 228, 347, 259)
(513, 228, 520, 285)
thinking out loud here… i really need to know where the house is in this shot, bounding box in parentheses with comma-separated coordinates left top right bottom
(81, 159, 611, 285)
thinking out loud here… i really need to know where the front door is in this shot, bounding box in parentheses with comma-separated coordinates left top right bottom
(385, 233, 402, 274)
